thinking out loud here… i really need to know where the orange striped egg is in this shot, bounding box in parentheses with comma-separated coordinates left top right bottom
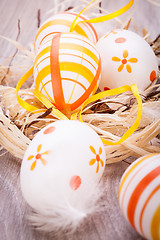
(34, 12, 98, 53)
(34, 32, 101, 114)
(119, 154, 160, 240)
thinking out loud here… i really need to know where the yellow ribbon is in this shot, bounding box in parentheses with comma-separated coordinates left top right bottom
(78, 84, 142, 145)
(16, 67, 69, 120)
(70, 0, 134, 32)
(16, 66, 38, 112)
(16, 67, 142, 145)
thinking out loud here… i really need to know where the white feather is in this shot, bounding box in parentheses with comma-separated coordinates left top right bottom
(28, 181, 105, 233)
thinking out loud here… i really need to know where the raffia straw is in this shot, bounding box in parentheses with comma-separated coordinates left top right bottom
(0, 108, 30, 159)
(0, 82, 160, 162)
(0, 35, 34, 61)
(47, 0, 73, 14)
(145, 0, 160, 7)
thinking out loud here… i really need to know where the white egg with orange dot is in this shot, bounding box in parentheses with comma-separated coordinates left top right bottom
(34, 11, 98, 53)
(20, 120, 106, 213)
(33, 32, 101, 115)
(119, 154, 160, 240)
(96, 29, 158, 92)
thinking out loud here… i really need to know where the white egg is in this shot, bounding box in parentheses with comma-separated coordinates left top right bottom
(20, 120, 106, 212)
(119, 154, 160, 240)
(34, 11, 98, 53)
(96, 29, 158, 92)
(33, 32, 101, 115)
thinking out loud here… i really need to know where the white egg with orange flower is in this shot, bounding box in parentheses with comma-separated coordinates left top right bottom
(20, 120, 106, 219)
(96, 29, 158, 92)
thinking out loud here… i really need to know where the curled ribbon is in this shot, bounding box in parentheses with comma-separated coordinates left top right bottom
(16, 67, 142, 145)
(77, 84, 142, 145)
(16, 66, 69, 120)
(70, 0, 134, 32)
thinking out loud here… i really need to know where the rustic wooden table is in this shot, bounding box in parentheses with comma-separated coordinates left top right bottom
(0, 0, 159, 239)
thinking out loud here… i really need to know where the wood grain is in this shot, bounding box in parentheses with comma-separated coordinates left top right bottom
(0, 0, 159, 239)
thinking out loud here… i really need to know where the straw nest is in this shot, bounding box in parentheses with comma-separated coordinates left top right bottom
(0, 0, 160, 164)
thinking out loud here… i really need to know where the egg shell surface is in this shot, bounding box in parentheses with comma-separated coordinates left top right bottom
(20, 120, 106, 211)
(34, 32, 101, 113)
(96, 30, 158, 92)
(34, 11, 98, 53)
(119, 154, 160, 240)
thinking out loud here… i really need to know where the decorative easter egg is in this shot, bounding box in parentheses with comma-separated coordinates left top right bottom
(33, 32, 101, 114)
(119, 154, 160, 240)
(34, 12, 98, 52)
(96, 29, 158, 92)
(20, 120, 106, 214)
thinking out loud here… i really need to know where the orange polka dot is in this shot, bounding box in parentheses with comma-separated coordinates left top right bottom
(115, 37, 127, 43)
(150, 70, 157, 82)
(70, 175, 81, 190)
(104, 87, 110, 91)
(44, 126, 55, 134)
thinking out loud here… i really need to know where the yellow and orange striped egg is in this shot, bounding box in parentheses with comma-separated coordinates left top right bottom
(34, 12, 98, 53)
(119, 154, 160, 240)
(33, 32, 101, 113)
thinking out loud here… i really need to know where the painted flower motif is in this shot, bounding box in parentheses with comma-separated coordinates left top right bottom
(27, 144, 49, 171)
(89, 146, 104, 173)
(112, 50, 138, 73)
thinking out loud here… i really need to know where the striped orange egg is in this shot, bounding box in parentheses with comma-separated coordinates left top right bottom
(33, 32, 101, 114)
(34, 12, 98, 53)
(119, 154, 160, 240)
